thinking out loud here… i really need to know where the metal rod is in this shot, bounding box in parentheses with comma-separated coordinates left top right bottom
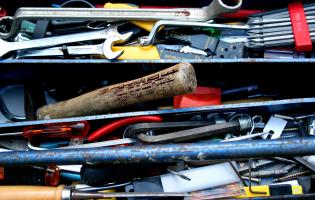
(249, 19, 315, 30)
(0, 138, 315, 166)
(248, 27, 315, 39)
(71, 192, 191, 199)
(248, 24, 315, 34)
(248, 15, 315, 25)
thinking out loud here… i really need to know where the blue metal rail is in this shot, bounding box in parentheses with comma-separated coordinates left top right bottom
(1, 138, 315, 166)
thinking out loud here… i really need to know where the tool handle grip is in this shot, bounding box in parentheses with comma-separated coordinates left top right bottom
(88, 115, 162, 142)
(37, 62, 197, 119)
(0, 185, 64, 200)
(23, 121, 90, 139)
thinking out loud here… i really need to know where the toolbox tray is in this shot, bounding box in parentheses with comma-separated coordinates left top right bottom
(0, 0, 315, 124)
(1, 0, 315, 63)
(0, 97, 314, 129)
(0, 61, 314, 126)
(0, 1, 315, 197)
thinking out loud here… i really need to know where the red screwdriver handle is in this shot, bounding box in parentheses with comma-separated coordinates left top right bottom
(88, 116, 163, 142)
(23, 121, 90, 140)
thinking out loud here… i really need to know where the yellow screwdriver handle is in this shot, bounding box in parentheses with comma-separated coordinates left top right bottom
(104, 3, 155, 32)
(0, 185, 64, 200)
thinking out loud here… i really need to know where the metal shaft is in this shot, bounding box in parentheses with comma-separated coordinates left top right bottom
(0, 131, 23, 137)
(246, 3, 315, 48)
(137, 120, 243, 143)
(248, 15, 315, 25)
(71, 192, 191, 199)
(248, 27, 315, 39)
(1, 138, 315, 166)
(17, 42, 109, 59)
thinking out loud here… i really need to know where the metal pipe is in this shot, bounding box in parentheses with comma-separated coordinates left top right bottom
(1, 138, 315, 166)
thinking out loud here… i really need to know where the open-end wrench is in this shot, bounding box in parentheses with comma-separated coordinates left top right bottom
(0, 23, 133, 59)
(0, 0, 242, 39)
(17, 37, 129, 59)
(138, 20, 248, 46)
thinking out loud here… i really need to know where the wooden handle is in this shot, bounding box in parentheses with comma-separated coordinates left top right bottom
(37, 62, 197, 119)
(0, 185, 64, 200)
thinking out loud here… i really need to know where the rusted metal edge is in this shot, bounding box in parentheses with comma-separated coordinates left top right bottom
(0, 97, 314, 128)
(0, 138, 315, 166)
(0, 58, 315, 64)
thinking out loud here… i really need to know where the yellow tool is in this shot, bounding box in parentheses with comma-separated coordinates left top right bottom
(106, 3, 211, 60)
(0, 185, 65, 200)
(104, 3, 163, 59)
(236, 185, 303, 198)
(112, 46, 160, 59)
(104, 3, 155, 32)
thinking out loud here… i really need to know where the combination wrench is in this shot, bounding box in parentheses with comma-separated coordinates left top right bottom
(17, 38, 123, 59)
(0, 23, 133, 59)
(0, 0, 242, 39)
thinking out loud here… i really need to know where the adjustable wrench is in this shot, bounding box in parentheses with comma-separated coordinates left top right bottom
(0, 0, 242, 39)
(17, 38, 126, 59)
(0, 23, 133, 59)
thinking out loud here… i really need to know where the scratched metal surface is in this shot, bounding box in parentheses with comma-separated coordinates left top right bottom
(0, 138, 314, 166)
(0, 58, 315, 64)
(0, 97, 314, 128)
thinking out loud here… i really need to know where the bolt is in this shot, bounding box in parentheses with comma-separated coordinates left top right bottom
(272, 170, 310, 182)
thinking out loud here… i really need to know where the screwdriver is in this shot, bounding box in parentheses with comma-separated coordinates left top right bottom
(0, 121, 90, 140)
(0, 185, 190, 200)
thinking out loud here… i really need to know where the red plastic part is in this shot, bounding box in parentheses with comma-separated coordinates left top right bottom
(45, 165, 60, 186)
(0, 167, 4, 180)
(221, 10, 265, 19)
(88, 116, 163, 142)
(22, 121, 90, 140)
(0, 8, 6, 17)
(173, 86, 221, 109)
(288, 2, 312, 52)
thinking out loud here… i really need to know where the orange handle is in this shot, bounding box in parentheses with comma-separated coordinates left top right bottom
(0, 185, 64, 200)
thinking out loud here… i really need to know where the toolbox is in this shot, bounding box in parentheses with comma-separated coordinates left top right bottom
(0, 0, 315, 200)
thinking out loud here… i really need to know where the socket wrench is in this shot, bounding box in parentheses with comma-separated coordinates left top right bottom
(0, 0, 242, 39)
